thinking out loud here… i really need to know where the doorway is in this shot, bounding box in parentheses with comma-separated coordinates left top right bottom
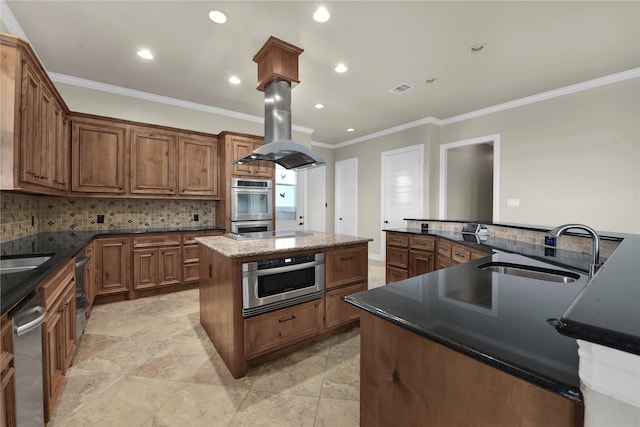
(306, 165, 326, 232)
(439, 134, 500, 222)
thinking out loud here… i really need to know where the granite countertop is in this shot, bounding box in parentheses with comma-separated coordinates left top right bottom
(385, 227, 640, 356)
(346, 251, 589, 402)
(196, 231, 373, 258)
(1, 226, 225, 314)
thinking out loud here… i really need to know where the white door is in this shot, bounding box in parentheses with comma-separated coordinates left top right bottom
(381, 145, 424, 256)
(335, 158, 357, 236)
(306, 165, 326, 232)
(275, 165, 305, 230)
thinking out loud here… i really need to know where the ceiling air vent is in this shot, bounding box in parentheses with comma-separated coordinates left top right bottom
(390, 82, 414, 94)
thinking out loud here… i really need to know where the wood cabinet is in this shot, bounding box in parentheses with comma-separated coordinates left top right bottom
(94, 237, 131, 296)
(0, 34, 69, 195)
(84, 241, 96, 311)
(0, 314, 16, 427)
(409, 235, 435, 277)
(179, 134, 218, 197)
(132, 234, 181, 290)
(359, 311, 584, 427)
(435, 238, 490, 270)
(130, 128, 177, 195)
(325, 246, 368, 328)
(386, 232, 436, 284)
(244, 299, 323, 358)
(230, 135, 273, 178)
(39, 260, 75, 423)
(71, 117, 126, 193)
(182, 230, 223, 283)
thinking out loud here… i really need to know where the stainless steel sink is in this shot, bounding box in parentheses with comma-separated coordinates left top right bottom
(0, 254, 54, 274)
(477, 262, 580, 283)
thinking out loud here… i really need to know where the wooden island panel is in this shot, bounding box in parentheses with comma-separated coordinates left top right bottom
(359, 311, 584, 427)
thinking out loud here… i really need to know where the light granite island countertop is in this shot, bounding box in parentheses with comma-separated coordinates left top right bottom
(196, 231, 373, 378)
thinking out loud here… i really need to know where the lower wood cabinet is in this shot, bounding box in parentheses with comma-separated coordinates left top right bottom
(386, 232, 436, 283)
(244, 299, 323, 358)
(325, 282, 367, 329)
(94, 237, 131, 296)
(39, 259, 75, 423)
(1, 313, 16, 427)
(133, 247, 182, 290)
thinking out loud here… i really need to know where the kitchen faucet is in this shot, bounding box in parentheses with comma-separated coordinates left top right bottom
(548, 224, 601, 278)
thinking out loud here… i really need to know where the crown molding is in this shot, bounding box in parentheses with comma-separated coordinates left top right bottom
(311, 141, 334, 149)
(48, 72, 314, 135)
(331, 116, 442, 149)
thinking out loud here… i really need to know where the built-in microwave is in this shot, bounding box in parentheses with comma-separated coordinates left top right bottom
(230, 178, 273, 222)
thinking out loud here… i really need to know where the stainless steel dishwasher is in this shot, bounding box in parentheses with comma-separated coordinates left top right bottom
(9, 291, 46, 426)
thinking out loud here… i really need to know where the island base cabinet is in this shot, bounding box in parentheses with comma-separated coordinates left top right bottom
(359, 311, 584, 427)
(325, 282, 366, 329)
(244, 300, 323, 359)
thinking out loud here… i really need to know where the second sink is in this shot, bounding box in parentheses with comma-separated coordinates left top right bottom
(0, 254, 54, 274)
(478, 262, 580, 283)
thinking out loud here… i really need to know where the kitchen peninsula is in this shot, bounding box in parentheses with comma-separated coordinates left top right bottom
(196, 231, 371, 378)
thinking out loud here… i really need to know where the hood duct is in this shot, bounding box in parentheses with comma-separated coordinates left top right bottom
(232, 37, 326, 170)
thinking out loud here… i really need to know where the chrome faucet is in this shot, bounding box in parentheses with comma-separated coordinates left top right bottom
(548, 224, 601, 278)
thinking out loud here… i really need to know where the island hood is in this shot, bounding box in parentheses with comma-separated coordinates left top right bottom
(232, 37, 325, 170)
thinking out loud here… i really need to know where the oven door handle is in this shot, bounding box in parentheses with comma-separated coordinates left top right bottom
(253, 260, 321, 276)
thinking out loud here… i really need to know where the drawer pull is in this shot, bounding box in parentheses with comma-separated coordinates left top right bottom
(278, 314, 296, 323)
(340, 256, 354, 261)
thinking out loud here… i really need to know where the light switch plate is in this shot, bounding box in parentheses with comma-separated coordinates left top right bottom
(507, 198, 520, 207)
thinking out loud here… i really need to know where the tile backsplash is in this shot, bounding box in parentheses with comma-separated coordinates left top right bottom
(1, 192, 217, 242)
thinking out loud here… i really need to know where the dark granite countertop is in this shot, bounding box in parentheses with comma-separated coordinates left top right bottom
(1, 226, 224, 314)
(346, 251, 588, 402)
(385, 227, 640, 356)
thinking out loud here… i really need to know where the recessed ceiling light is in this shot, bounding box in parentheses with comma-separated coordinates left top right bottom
(313, 6, 330, 23)
(334, 63, 348, 73)
(228, 76, 241, 85)
(469, 43, 487, 53)
(137, 49, 153, 60)
(314, 103, 324, 109)
(347, 128, 355, 132)
(209, 9, 227, 24)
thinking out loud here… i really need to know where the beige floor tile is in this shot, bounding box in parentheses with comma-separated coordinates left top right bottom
(327, 327, 361, 358)
(314, 397, 360, 427)
(73, 336, 169, 374)
(191, 352, 256, 389)
(229, 390, 319, 427)
(142, 382, 249, 427)
(83, 310, 158, 337)
(249, 352, 328, 397)
(72, 333, 122, 364)
(321, 355, 360, 400)
(130, 338, 212, 382)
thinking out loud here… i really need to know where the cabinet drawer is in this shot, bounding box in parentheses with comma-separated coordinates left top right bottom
(182, 230, 223, 245)
(387, 232, 409, 248)
(325, 282, 366, 329)
(39, 259, 75, 310)
(386, 266, 408, 284)
(244, 300, 323, 358)
(437, 240, 452, 259)
(183, 244, 200, 263)
(436, 256, 453, 270)
(451, 246, 471, 264)
(471, 249, 490, 260)
(387, 247, 409, 269)
(410, 235, 435, 252)
(326, 246, 368, 289)
(133, 234, 181, 248)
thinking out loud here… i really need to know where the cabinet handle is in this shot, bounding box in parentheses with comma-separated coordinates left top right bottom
(208, 264, 212, 278)
(340, 256, 354, 261)
(278, 314, 296, 323)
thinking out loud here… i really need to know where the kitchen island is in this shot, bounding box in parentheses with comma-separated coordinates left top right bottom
(346, 250, 587, 427)
(196, 231, 372, 378)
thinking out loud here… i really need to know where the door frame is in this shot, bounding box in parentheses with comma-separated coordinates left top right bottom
(305, 166, 326, 232)
(438, 133, 501, 222)
(380, 144, 424, 260)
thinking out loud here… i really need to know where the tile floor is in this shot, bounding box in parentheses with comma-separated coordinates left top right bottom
(49, 259, 386, 427)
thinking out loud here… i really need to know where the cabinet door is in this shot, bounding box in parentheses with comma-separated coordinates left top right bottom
(133, 249, 158, 290)
(435, 256, 453, 270)
(409, 251, 434, 277)
(72, 120, 126, 193)
(84, 242, 96, 307)
(182, 244, 199, 283)
(51, 108, 69, 191)
(325, 282, 366, 329)
(43, 307, 64, 422)
(1, 315, 16, 427)
(61, 285, 76, 371)
(386, 266, 408, 284)
(20, 60, 43, 186)
(95, 237, 131, 295)
(251, 141, 274, 178)
(231, 137, 254, 176)
(158, 247, 181, 286)
(130, 128, 177, 194)
(179, 134, 218, 196)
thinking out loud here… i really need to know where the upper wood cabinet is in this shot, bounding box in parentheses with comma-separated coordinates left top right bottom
(178, 134, 218, 197)
(130, 127, 178, 195)
(230, 135, 274, 179)
(1, 34, 69, 195)
(71, 117, 127, 194)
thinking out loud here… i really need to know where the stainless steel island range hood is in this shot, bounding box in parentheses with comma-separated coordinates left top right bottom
(232, 37, 325, 170)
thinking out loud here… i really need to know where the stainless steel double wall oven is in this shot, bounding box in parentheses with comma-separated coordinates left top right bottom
(230, 178, 273, 234)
